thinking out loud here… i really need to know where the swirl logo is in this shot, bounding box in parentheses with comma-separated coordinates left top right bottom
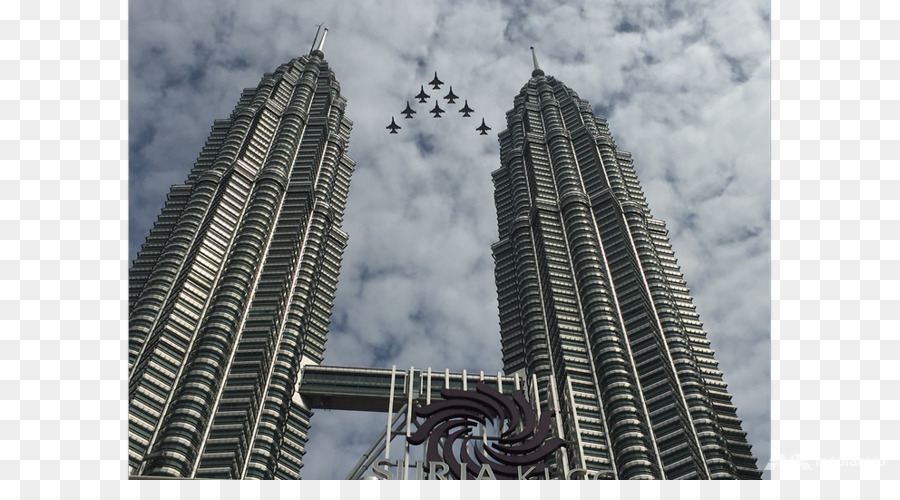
(407, 381, 565, 479)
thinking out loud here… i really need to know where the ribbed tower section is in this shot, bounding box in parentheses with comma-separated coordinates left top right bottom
(128, 48, 354, 479)
(491, 67, 761, 479)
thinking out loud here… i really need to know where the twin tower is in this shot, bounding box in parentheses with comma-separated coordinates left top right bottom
(128, 45, 761, 480)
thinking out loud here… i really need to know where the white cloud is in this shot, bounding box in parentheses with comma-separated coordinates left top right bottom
(130, 0, 770, 479)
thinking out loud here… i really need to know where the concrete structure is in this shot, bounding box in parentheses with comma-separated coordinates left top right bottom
(488, 53, 761, 479)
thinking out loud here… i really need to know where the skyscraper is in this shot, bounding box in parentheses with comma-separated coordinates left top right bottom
(489, 53, 761, 479)
(128, 37, 355, 479)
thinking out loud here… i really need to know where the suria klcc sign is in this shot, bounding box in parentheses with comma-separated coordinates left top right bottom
(372, 381, 587, 480)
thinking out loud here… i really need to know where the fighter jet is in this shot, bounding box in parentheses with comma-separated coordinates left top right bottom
(458, 100, 474, 117)
(430, 101, 445, 118)
(428, 71, 444, 90)
(415, 86, 430, 103)
(401, 101, 416, 119)
(386, 117, 401, 134)
(476, 118, 491, 135)
(443, 86, 459, 104)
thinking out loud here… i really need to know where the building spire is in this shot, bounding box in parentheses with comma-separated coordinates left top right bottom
(317, 28, 328, 52)
(310, 24, 327, 56)
(309, 23, 323, 54)
(530, 46, 544, 77)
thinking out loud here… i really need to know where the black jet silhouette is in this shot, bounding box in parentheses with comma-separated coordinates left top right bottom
(415, 86, 430, 103)
(443, 86, 459, 104)
(476, 118, 491, 135)
(429, 71, 444, 90)
(386, 117, 401, 134)
(430, 101, 445, 118)
(401, 101, 416, 119)
(458, 100, 474, 117)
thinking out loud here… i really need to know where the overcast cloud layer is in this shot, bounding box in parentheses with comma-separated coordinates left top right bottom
(129, 0, 771, 480)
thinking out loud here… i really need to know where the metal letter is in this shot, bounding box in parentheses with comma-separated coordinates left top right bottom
(373, 459, 393, 480)
(429, 461, 449, 480)
(518, 465, 536, 480)
(477, 463, 496, 480)
(415, 460, 424, 480)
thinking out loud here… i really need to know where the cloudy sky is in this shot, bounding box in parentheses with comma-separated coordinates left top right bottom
(129, 0, 770, 480)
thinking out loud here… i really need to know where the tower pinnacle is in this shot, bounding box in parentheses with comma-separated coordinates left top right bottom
(309, 23, 323, 54)
(317, 28, 328, 52)
(530, 46, 544, 77)
(309, 25, 327, 57)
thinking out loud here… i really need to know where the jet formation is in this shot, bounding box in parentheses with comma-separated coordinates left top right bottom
(385, 70, 491, 136)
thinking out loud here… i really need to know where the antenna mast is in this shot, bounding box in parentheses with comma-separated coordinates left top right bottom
(317, 28, 328, 52)
(530, 46, 544, 76)
(310, 23, 324, 54)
